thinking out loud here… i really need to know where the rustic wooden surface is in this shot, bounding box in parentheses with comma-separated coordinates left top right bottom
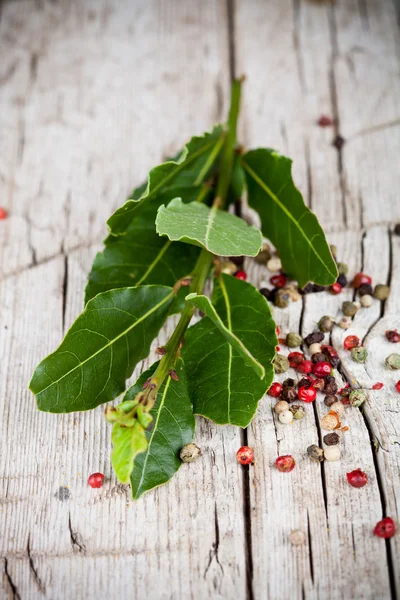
(1, 1, 399, 599)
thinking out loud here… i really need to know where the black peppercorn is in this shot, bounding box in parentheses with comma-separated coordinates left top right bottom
(281, 386, 297, 403)
(313, 378, 325, 391)
(297, 377, 312, 389)
(323, 432, 340, 446)
(336, 273, 347, 287)
(229, 256, 244, 267)
(358, 283, 373, 296)
(324, 381, 338, 395)
(324, 395, 338, 407)
(304, 331, 325, 346)
(259, 288, 274, 301)
(312, 352, 328, 364)
(312, 284, 325, 293)
(282, 378, 295, 388)
(330, 356, 341, 368)
(301, 283, 314, 295)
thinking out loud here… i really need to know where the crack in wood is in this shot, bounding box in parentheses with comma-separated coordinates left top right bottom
(62, 253, 68, 334)
(306, 510, 314, 585)
(27, 534, 46, 594)
(3, 558, 21, 600)
(203, 502, 224, 587)
(68, 513, 86, 555)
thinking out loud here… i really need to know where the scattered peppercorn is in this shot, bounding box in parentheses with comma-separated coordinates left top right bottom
(0, 207, 8, 220)
(235, 270, 247, 281)
(301, 283, 314, 294)
(351, 346, 368, 363)
(297, 359, 313, 374)
(338, 316, 352, 329)
(385, 353, 400, 370)
(396, 381, 400, 394)
(267, 257, 282, 272)
(324, 446, 341, 461)
(307, 444, 324, 462)
(324, 380, 338, 395)
(276, 455, 296, 472)
(268, 382, 283, 397)
(318, 316, 335, 333)
(273, 354, 289, 374)
(313, 361, 332, 377)
(309, 342, 322, 355)
(274, 289, 291, 308)
(281, 386, 298, 403)
(304, 331, 325, 346)
(230, 256, 245, 267)
(297, 376, 312, 389)
(324, 395, 338, 407)
(330, 282, 342, 295)
(282, 377, 296, 388)
(180, 443, 202, 463)
(349, 389, 367, 407)
(322, 344, 339, 362)
(374, 517, 396, 539)
(321, 412, 340, 431)
(236, 446, 254, 465)
(270, 273, 287, 288)
(324, 432, 340, 445)
(286, 332, 303, 348)
(298, 386, 317, 403)
(353, 272, 372, 289)
(344, 335, 361, 350)
(372, 382, 384, 390)
(290, 404, 306, 420)
(342, 301, 358, 317)
(88, 472, 104, 488)
(312, 377, 325, 391)
(288, 352, 305, 368)
(373, 284, 390, 301)
(337, 262, 348, 275)
(312, 284, 326, 293)
(346, 469, 368, 488)
(333, 135, 345, 150)
(317, 114, 334, 127)
(221, 260, 239, 275)
(274, 400, 290, 414)
(311, 352, 327, 364)
(358, 283, 373, 297)
(279, 410, 294, 424)
(360, 294, 373, 308)
(386, 330, 400, 343)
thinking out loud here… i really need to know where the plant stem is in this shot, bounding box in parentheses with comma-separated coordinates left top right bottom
(147, 79, 243, 395)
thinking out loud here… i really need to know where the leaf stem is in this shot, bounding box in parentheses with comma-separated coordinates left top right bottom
(145, 78, 243, 397)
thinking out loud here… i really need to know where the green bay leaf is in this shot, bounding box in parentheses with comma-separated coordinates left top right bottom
(121, 359, 195, 499)
(182, 274, 277, 427)
(29, 286, 175, 413)
(242, 148, 338, 287)
(185, 292, 265, 378)
(156, 198, 262, 257)
(107, 126, 224, 236)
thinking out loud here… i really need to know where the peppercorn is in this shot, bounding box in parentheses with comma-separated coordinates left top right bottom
(330, 356, 341, 368)
(88, 473, 105, 488)
(324, 381, 338, 395)
(307, 444, 324, 462)
(267, 257, 282, 272)
(385, 353, 400, 370)
(282, 377, 296, 388)
(330, 282, 342, 295)
(254, 247, 271, 265)
(333, 135, 345, 150)
(351, 346, 368, 363)
(290, 404, 305, 420)
(279, 410, 294, 424)
(360, 294, 373, 307)
(301, 283, 314, 295)
(281, 386, 298, 403)
(273, 354, 289, 373)
(353, 272, 372, 288)
(284, 283, 302, 302)
(311, 352, 327, 364)
(318, 316, 335, 333)
(235, 270, 247, 281)
(312, 378, 325, 391)
(180, 443, 202, 463)
(297, 359, 313, 374)
(259, 287, 274, 301)
(221, 260, 239, 275)
(374, 284, 390, 301)
(349, 389, 367, 407)
(268, 382, 283, 397)
(342, 301, 358, 317)
(386, 330, 400, 343)
(309, 342, 322, 355)
(396, 381, 400, 393)
(312, 284, 326, 293)
(346, 469, 368, 488)
(274, 400, 290, 414)
(324, 395, 338, 407)
(298, 386, 317, 403)
(274, 289, 291, 309)
(372, 382, 384, 390)
(344, 335, 361, 350)
(330, 401, 345, 416)
(313, 361, 332, 377)
(230, 256, 245, 267)
(288, 352, 305, 368)
(289, 529, 306, 546)
(338, 316, 352, 329)
(286, 332, 303, 348)
(324, 446, 341, 461)
(236, 446, 254, 465)
(374, 517, 396, 539)
(336, 273, 348, 288)
(275, 455, 296, 472)
(321, 412, 340, 431)
(324, 432, 340, 445)
(304, 331, 325, 346)
(337, 262, 348, 275)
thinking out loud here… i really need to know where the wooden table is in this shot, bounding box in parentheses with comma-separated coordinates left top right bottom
(1, 1, 399, 598)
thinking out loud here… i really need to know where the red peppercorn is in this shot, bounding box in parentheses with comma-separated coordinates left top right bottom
(0, 207, 7, 220)
(312, 361, 332, 377)
(236, 446, 254, 465)
(270, 274, 287, 288)
(298, 386, 317, 403)
(374, 517, 396, 539)
(386, 330, 400, 343)
(276, 455, 296, 472)
(296, 359, 312, 375)
(268, 382, 283, 397)
(321, 345, 338, 358)
(372, 382, 384, 390)
(88, 472, 104, 488)
(235, 270, 247, 281)
(343, 335, 361, 350)
(330, 282, 342, 295)
(317, 115, 334, 127)
(353, 272, 372, 289)
(396, 381, 400, 393)
(288, 351, 305, 368)
(346, 469, 368, 488)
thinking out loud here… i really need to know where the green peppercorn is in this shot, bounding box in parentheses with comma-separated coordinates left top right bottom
(349, 389, 367, 407)
(286, 332, 303, 348)
(274, 289, 290, 309)
(273, 354, 289, 374)
(385, 353, 400, 370)
(289, 404, 305, 420)
(374, 284, 390, 301)
(318, 315, 335, 333)
(351, 346, 368, 363)
(307, 444, 324, 462)
(337, 262, 348, 276)
(342, 301, 358, 317)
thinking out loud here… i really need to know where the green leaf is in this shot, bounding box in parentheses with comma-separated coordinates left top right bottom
(107, 126, 224, 236)
(185, 292, 265, 378)
(226, 152, 245, 206)
(85, 200, 200, 305)
(111, 421, 147, 484)
(124, 359, 195, 498)
(29, 286, 175, 413)
(156, 198, 263, 257)
(182, 274, 277, 427)
(242, 149, 338, 287)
